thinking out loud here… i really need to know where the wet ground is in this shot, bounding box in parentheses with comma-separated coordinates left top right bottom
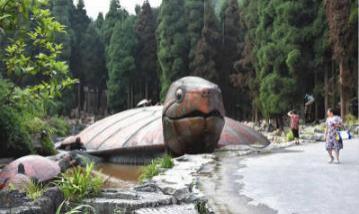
(199, 138, 359, 214)
(96, 163, 142, 189)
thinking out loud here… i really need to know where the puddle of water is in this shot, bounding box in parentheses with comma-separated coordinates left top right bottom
(96, 163, 143, 189)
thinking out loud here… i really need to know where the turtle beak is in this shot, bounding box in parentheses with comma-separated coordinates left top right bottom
(163, 87, 225, 155)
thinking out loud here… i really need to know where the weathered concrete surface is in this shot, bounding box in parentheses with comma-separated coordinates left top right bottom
(199, 138, 359, 214)
(83, 154, 214, 214)
(135, 204, 198, 214)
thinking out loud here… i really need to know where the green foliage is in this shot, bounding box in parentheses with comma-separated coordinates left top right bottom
(40, 134, 57, 155)
(157, 0, 189, 99)
(25, 180, 46, 201)
(1, 1, 76, 102)
(286, 131, 294, 142)
(134, 1, 159, 101)
(0, 79, 34, 157)
(139, 160, 159, 183)
(51, 0, 75, 62)
(185, 0, 204, 72)
(159, 154, 174, 168)
(80, 22, 107, 90)
(48, 116, 71, 137)
(345, 114, 358, 126)
(107, 16, 138, 111)
(259, 73, 296, 117)
(139, 154, 174, 182)
(56, 163, 104, 202)
(191, 0, 220, 82)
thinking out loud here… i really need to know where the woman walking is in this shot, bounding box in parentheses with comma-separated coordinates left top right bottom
(324, 108, 343, 164)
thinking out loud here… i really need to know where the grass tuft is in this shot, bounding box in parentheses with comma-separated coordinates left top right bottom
(25, 180, 46, 200)
(139, 154, 174, 183)
(55, 162, 104, 202)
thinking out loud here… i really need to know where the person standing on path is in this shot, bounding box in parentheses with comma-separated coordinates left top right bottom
(324, 108, 343, 164)
(288, 110, 300, 145)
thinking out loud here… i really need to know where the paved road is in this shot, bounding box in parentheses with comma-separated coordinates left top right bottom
(199, 139, 359, 214)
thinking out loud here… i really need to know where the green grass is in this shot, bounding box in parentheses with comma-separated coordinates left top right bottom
(139, 154, 174, 183)
(25, 180, 46, 200)
(55, 162, 104, 202)
(159, 154, 174, 168)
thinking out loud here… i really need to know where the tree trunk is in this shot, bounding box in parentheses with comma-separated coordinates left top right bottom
(324, 65, 329, 114)
(331, 60, 336, 108)
(339, 62, 348, 119)
(314, 70, 318, 121)
(127, 82, 131, 109)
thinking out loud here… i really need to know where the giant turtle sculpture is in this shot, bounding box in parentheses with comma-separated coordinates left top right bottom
(59, 76, 270, 159)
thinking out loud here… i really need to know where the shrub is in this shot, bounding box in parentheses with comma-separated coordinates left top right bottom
(40, 134, 57, 155)
(345, 114, 358, 126)
(55, 163, 104, 202)
(0, 106, 34, 157)
(48, 116, 70, 137)
(286, 131, 294, 142)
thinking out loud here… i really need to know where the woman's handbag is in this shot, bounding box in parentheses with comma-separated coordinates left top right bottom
(336, 129, 351, 141)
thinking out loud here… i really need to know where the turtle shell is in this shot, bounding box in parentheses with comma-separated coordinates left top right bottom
(60, 106, 269, 156)
(0, 155, 60, 186)
(74, 106, 165, 155)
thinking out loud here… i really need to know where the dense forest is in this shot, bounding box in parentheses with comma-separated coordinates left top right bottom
(0, 0, 357, 156)
(47, 0, 358, 121)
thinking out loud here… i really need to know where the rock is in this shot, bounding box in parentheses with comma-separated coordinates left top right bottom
(313, 133, 325, 142)
(134, 182, 161, 193)
(83, 190, 173, 214)
(4, 174, 31, 192)
(0, 187, 63, 214)
(0, 190, 30, 209)
(134, 204, 198, 214)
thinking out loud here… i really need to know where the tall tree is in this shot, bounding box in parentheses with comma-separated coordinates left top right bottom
(253, 0, 326, 126)
(218, 0, 244, 117)
(324, 0, 356, 117)
(70, 0, 90, 110)
(107, 16, 138, 111)
(185, 0, 204, 72)
(50, 0, 74, 62)
(102, 0, 128, 47)
(80, 22, 107, 111)
(157, 0, 189, 99)
(96, 12, 105, 30)
(134, 0, 159, 101)
(191, 0, 220, 82)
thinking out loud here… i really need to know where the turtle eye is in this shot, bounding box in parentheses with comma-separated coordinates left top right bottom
(175, 88, 184, 102)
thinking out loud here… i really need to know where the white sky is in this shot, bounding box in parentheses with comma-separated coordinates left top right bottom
(82, 0, 162, 19)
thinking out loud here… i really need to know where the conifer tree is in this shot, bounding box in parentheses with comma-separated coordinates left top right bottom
(157, 0, 189, 99)
(135, 1, 159, 100)
(191, 0, 220, 82)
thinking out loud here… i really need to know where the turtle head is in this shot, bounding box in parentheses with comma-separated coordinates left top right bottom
(162, 76, 225, 155)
